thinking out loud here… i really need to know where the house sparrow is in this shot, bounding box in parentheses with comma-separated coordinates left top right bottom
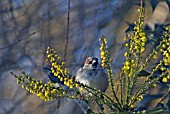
(76, 57, 108, 94)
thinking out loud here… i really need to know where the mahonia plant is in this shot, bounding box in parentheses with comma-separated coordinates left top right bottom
(12, 0, 170, 113)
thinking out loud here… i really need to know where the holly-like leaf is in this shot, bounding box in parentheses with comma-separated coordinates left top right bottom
(165, 0, 170, 12)
(150, 0, 160, 12)
(125, 22, 135, 33)
(137, 70, 151, 77)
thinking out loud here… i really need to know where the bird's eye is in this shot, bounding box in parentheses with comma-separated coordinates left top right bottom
(89, 61, 92, 64)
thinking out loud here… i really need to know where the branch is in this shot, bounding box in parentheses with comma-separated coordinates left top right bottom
(64, 0, 70, 62)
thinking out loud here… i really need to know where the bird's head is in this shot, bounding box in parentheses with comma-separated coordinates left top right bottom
(83, 57, 99, 69)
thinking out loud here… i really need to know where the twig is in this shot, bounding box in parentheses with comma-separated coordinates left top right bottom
(0, 31, 38, 50)
(64, 0, 70, 62)
(158, 88, 170, 103)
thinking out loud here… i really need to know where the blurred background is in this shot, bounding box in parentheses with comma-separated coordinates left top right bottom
(0, 0, 170, 114)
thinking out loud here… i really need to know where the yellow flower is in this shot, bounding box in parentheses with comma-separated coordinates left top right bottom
(130, 105, 134, 109)
(140, 47, 145, 52)
(124, 52, 128, 57)
(60, 77, 63, 81)
(141, 36, 146, 42)
(102, 59, 107, 64)
(47, 54, 51, 58)
(79, 87, 84, 91)
(153, 52, 158, 58)
(162, 77, 168, 83)
(152, 83, 157, 87)
(51, 89, 57, 94)
(101, 51, 105, 57)
(45, 91, 50, 97)
(125, 61, 130, 66)
(162, 44, 166, 48)
(76, 84, 79, 88)
(167, 75, 170, 79)
(69, 84, 73, 88)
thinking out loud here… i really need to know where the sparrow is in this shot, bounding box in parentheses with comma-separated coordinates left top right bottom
(75, 57, 109, 94)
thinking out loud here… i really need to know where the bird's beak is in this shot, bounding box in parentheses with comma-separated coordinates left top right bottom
(92, 60, 98, 68)
(92, 60, 96, 64)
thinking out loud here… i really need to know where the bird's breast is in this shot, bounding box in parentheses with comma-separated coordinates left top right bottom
(76, 68, 108, 92)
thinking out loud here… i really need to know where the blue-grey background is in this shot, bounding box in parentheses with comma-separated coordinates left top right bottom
(0, 0, 169, 114)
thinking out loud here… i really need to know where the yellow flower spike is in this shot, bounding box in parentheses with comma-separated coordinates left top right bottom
(162, 77, 168, 83)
